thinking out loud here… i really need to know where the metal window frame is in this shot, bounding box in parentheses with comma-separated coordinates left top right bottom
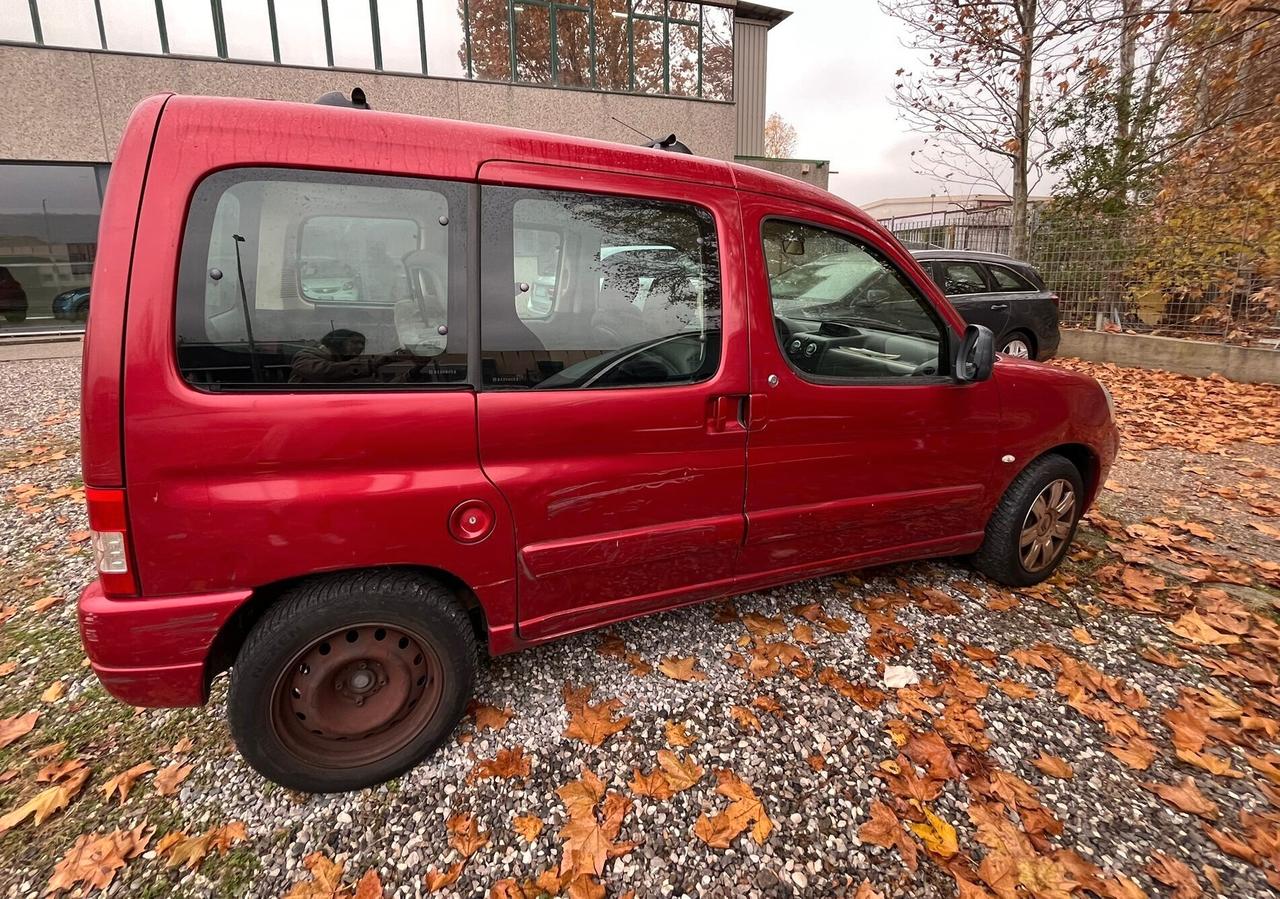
(509, 0, 592, 88)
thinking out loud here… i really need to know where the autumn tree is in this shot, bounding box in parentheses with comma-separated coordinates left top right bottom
(764, 113, 798, 158)
(882, 0, 1097, 257)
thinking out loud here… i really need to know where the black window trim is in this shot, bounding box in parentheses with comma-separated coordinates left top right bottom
(760, 215, 957, 388)
(477, 181, 727, 392)
(174, 165, 473, 394)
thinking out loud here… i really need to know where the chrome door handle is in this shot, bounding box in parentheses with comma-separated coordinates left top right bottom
(989, 303, 1009, 310)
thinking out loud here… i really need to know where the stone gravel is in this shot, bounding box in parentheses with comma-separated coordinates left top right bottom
(0, 357, 1276, 898)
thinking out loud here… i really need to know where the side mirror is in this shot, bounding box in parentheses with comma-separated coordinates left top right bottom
(954, 323, 995, 383)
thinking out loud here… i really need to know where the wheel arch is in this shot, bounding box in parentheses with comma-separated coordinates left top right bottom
(204, 564, 490, 689)
(1031, 442, 1100, 507)
(1000, 328, 1037, 358)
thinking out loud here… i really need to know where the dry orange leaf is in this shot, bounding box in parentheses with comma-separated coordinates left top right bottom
(40, 681, 66, 703)
(562, 685, 632, 747)
(171, 737, 195, 754)
(153, 762, 194, 797)
(658, 656, 706, 682)
(656, 750, 703, 792)
(0, 764, 89, 835)
(858, 799, 918, 872)
(1071, 627, 1098, 645)
(1144, 851, 1202, 898)
(469, 746, 532, 783)
(472, 702, 513, 732)
(994, 680, 1038, 701)
(513, 814, 544, 843)
(32, 595, 62, 614)
(102, 762, 156, 804)
(423, 861, 465, 893)
(283, 851, 381, 899)
(445, 812, 490, 859)
(1143, 777, 1219, 820)
(1175, 748, 1243, 779)
(693, 769, 773, 849)
(46, 823, 152, 894)
(730, 705, 762, 732)
(1167, 610, 1239, 646)
(664, 720, 696, 748)
(908, 808, 958, 858)
(1032, 753, 1075, 780)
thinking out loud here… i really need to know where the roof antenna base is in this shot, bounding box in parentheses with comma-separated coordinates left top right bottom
(315, 87, 370, 109)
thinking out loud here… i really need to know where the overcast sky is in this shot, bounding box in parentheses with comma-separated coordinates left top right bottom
(766, 0, 960, 206)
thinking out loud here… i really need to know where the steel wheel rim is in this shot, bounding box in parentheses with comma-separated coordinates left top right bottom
(1019, 478, 1076, 572)
(1003, 338, 1031, 358)
(270, 623, 443, 769)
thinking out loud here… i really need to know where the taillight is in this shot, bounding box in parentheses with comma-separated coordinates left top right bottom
(1049, 294, 1060, 308)
(86, 487, 138, 596)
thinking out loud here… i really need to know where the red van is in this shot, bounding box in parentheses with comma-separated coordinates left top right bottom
(79, 94, 1118, 792)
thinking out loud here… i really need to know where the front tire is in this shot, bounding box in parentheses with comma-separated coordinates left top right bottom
(4, 312, 25, 324)
(228, 570, 477, 792)
(974, 454, 1083, 587)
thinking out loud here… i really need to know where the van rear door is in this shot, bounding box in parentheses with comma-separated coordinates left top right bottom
(474, 161, 749, 641)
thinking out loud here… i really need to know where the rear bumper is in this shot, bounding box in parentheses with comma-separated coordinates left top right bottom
(78, 580, 250, 707)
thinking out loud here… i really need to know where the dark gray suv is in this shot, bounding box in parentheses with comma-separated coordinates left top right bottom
(912, 249, 1060, 360)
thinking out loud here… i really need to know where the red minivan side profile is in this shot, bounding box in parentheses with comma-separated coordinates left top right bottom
(78, 94, 1119, 792)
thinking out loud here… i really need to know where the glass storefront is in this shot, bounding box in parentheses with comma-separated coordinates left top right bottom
(0, 0, 733, 100)
(0, 163, 107, 334)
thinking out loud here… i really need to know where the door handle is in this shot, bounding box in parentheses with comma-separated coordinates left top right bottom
(707, 395, 746, 433)
(989, 303, 1009, 310)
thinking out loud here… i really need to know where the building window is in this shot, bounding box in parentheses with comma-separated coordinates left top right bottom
(6, 1, 733, 100)
(0, 163, 108, 332)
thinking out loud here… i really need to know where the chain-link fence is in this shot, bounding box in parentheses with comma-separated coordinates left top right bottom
(880, 206, 1280, 345)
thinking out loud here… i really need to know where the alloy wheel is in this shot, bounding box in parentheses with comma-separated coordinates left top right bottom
(1002, 337, 1031, 358)
(1019, 478, 1076, 572)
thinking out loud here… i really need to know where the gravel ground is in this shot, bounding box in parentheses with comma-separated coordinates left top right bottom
(1, 356, 1277, 899)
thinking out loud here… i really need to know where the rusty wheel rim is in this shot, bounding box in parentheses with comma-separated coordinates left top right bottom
(270, 624, 443, 769)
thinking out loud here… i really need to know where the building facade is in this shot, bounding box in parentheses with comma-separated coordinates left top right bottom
(0, 0, 815, 334)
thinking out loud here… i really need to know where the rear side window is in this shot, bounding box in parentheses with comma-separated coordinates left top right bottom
(987, 264, 1034, 292)
(480, 187, 722, 389)
(176, 169, 467, 389)
(935, 262, 988, 296)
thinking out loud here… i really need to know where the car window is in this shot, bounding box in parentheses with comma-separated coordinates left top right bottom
(480, 187, 721, 390)
(987, 264, 1035, 292)
(938, 262, 988, 295)
(175, 168, 467, 389)
(763, 220, 946, 380)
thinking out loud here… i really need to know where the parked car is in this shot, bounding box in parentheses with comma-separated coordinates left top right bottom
(52, 286, 91, 321)
(912, 249, 1060, 360)
(0, 267, 28, 323)
(79, 94, 1119, 793)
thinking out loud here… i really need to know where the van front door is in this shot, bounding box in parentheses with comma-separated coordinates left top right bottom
(475, 163, 748, 642)
(738, 199, 1002, 582)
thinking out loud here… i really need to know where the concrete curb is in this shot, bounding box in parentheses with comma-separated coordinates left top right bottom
(1059, 329, 1280, 385)
(0, 339, 84, 363)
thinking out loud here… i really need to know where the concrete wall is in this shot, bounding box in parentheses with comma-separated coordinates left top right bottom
(0, 45, 738, 163)
(1060, 329, 1280, 385)
(735, 156, 830, 190)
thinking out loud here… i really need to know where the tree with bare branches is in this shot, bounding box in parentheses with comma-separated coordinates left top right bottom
(882, 0, 1098, 256)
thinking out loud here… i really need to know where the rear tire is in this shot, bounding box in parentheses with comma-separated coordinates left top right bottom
(3, 312, 25, 324)
(228, 570, 477, 792)
(974, 454, 1083, 587)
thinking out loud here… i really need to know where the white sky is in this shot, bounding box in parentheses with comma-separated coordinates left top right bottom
(765, 0, 970, 206)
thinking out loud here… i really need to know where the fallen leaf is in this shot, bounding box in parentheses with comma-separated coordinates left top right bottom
(0, 765, 89, 834)
(1032, 753, 1075, 780)
(40, 681, 66, 703)
(1167, 610, 1239, 646)
(1144, 777, 1219, 820)
(153, 762, 193, 797)
(908, 808, 958, 858)
(469, 746, 532, 783)
(447, 812, 490, 859)
(994, 680, 1038, 700)
(46, 824, 152, 894)
(858, 799, 918, 872)
(664, 720, 696, 748)
(472, 703, 513, 732)
(32, 595, 62, 613)
(513, 814, 544, 843)
(171, 737, 195, 754)
(1201, 824, 1261, 865)
(422, 865, 463, 896)
(562, 685, 632, 747)
(102, 763, 156, 804)
(1071, 627, 1098, 645)
(1144, 851, 1203, 898)
(883, 665, 920, 689)
(659, 656, 706, 682)
(730, 705, 762, 732)
(655, 750, 703, 792)
(423, 861, 464, 893)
